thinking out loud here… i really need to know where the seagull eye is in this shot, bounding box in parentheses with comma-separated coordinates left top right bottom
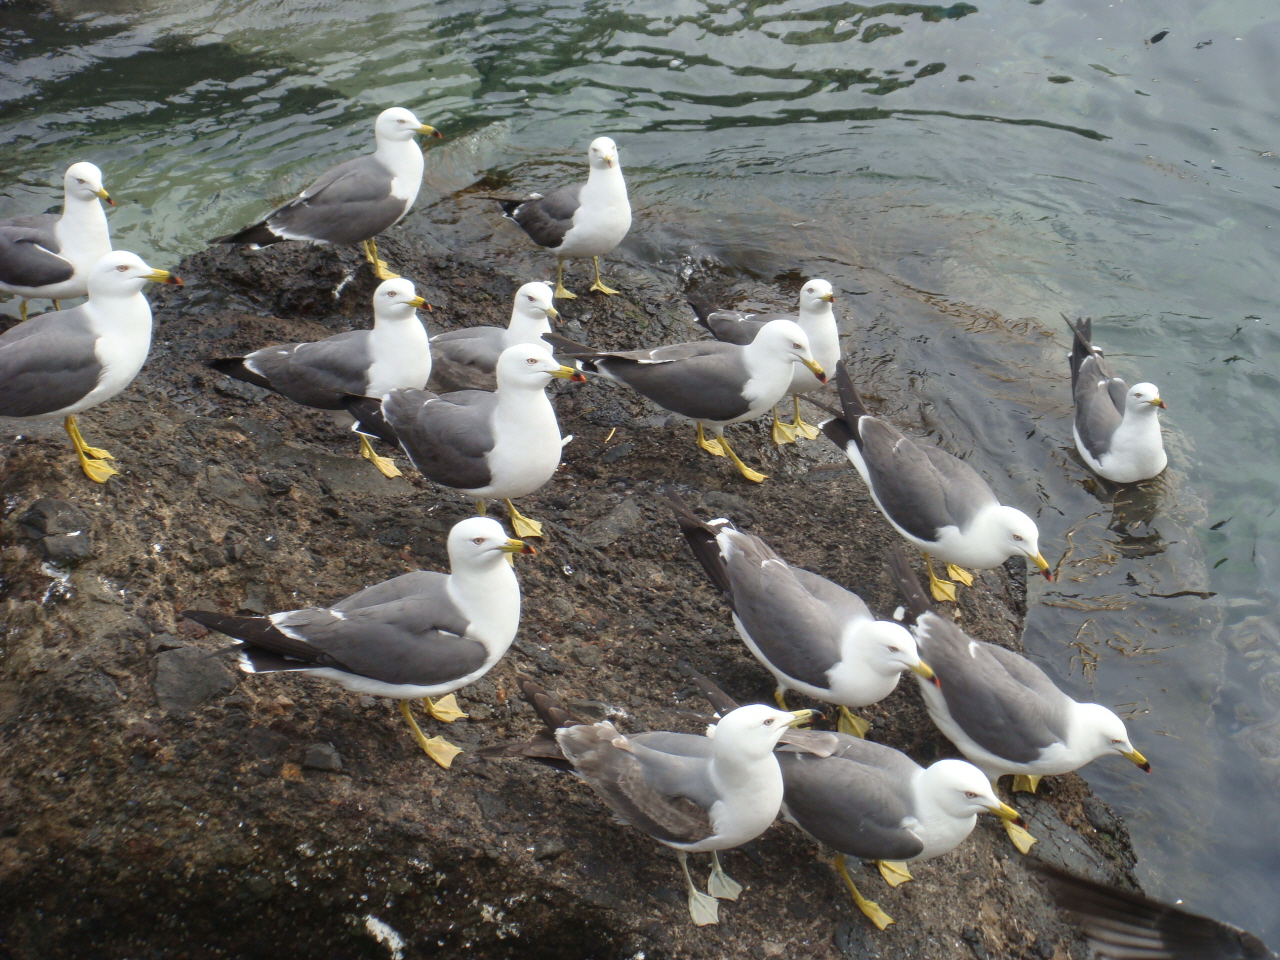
(526, 357, 538, 365)
(1012, 534, 1023, 542)
(888, 646, 900, 653)
(76, 178, 86, 184)
(1110, 738, 1123, 745)
(472, 537, 485, 545)
(792, 342, 802, 350)
(526, 295, 535, 301)
(965, 791, 979, 799)
(763, 718, 775, 726)
(116, 264, 129, 272)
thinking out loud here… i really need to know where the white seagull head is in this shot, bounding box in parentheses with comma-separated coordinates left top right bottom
(64, 161, 111, 205)
(495, 342, 584, 390)
(87, 251, 179, 299)
(711, 703, 813, 762)
(372, 278, 426, 322)
(753, 318, 826, 382)
(924, 759, 1024, 824)
(798, 278, 836, 314)
(1077, 702, 1150, 771)
(860, 619, 933, 681)
(375, 106, 440, 143)
(447, 516, 532, 568)
(511, 282, 559, 329)
(1126, 382, 1166, 414)
(588, 136, 619, 170)
(987, 505, 1051, 579)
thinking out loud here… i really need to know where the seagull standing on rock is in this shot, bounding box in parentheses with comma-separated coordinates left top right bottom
(428, 281, 558, 393)
(494, 137, 631, 299)
(0, 161, 114, 321)
(212, 107, 441, 281)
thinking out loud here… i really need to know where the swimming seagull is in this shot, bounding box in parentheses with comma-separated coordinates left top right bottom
(820, 363, 1050, 601)
(428, 281, 558, 393)
(484, 674, 814, 926)
(0, 251, 180, 483)
(886, 545, 1149, 854)
(211, 107, 441, 281)
(546, 319, 824, 483)
(493, 137, 631, 299)
(0, 162, 113, 321)
(690, 278, 841, 444)
(668, 491, 933, 737)
(1066, 317, 1168, 484)
(1032, 860, 1277, 960)
(182, 516, 532, 769)
(205, 278, 431, 478)
(344, 342, 584, 538)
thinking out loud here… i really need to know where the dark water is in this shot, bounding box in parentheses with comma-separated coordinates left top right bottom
(3, 0, 1278, 941)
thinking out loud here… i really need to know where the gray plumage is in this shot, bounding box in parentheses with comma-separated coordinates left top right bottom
(0, 307, 102, 417)
(498, 184, 583, 250)
(212, 331, 375, 410)
(1068, 317, 1128, 462)
(0, 214, 74, 289)
(373, 387, 497, 490)
(429, 327, 508, 392)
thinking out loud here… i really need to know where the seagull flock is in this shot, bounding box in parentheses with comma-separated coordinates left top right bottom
(1, 104, 1203, 944)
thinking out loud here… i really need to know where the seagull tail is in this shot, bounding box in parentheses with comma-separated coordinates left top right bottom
(886, 546, 932, 623)
(516, 673, 587, 732)
(180, 609, 323, 667)
(1064, 315, 1094, 384)
(477, 674, 581, 767)
(821, 362, 866, 451)
(666, 490, 736, 600)
(685, 290, 718, 327)
(205, 357, 273, 391)
(210, 221, 283, 246)
(677, 661, 740, 716)
(342, 395, 399, 445)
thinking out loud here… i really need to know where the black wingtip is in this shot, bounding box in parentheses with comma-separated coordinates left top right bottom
(685, 291, 717, 327)
(886, 546, 932, 622)
(515, 673, 586, 731)
(834, 363, 870, 420)
(542, 331, 596, 357)
(666, 490, 735, 599)
(677, 661, 741, 716)
(209, 222, 280, 247)
(342, 395, 399, 445)
(205, 357, 274, 391)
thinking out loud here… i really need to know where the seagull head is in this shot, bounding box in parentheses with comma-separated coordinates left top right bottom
(1079, 702, 1150, 772)
(448, 516, 534, 569)
(712, 704, 817, 761)
(1127, 382, 1166, 412)
(87, 251, 181, 299)
(510, 282, 559, 334)
(376, 107, 441, 143)
(588, 136, 619, 170)
(753, 319, 826, 382)
(990, 506, 1051, 581)
(860, 620, 935, 682)
(495, 342, 585, 390)
(798, 278, 836, 314)
(924, 759, 1027, 827)
(64, 161, 112, 206)
(372, 278, 426, 322)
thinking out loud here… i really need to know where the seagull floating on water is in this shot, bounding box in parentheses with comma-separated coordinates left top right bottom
(0, 162, 113, 321)
(429, 281, 558, 393)
(690, 278, 840, 444)
(206, 278, 431, 478)
(212, 107, 441, 281)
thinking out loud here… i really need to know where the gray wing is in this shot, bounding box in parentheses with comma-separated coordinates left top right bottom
(0, 308, 102, 417)
(701, 311, 788, 346)
(507, 183, 584, 249)
(266, 155, 409, 245)
(557, 723, 715, 845)
(428, 327, 506, 392)
(244, 331, 373, 410)
(590, 342, 753, 423)
(0, 214, 74, 289)
(917, 446, 1001, 531)
(915, 612, 1071, 763)
(381, 387, 496, 490)
(331, 570, 450, 615)
(779, 743, 924, 861)
(1074, 354, 1127, 460)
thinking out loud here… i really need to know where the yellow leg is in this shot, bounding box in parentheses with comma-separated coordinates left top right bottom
(791, 394, 821, 441)
(588, 256, 619, 295)
(424, 694, 468, 723)
(718, 434, 768, 484)
(876, 861, 913, 887)
(838, 706, 871, 738)
(64, 415, 118, 483)
(945, 563, 975, 586)
(362, 239, 400, 281)
(835, 854, 894, 930)
(706, 851, 743, 901)
(475, 500, 487, 516)
(505, 498, 543, 538)
(773, 689, 789, 710)
(358, 434, 402, 478)
(19, 300, 29, 322)
(771, 406, 797, 445)
(1004, 817, 1038, 854)
(553, 259, 577, 300)
(52, 299, 62, 311)
(696, 422, 725, 457)
(923, 553, 957, 603)
(398, 700, 463, 768)
(1012, 774, 1041, 794)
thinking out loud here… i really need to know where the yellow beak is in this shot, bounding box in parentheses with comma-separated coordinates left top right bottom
(143, 269, 181, 285)
(418, 123, 443, 138)
(991, 801, 1025, 824)
(605, 155, 615, 167)
(1030, 552, 1050, 571)
(551, 364, 585, 381)
(498, 538, 530, 555)
(786, 709, 818, 727)
(1122, 747, 1150, 771)
(95, 188, 113, 206)
(801, 357, 826, 381)
(408, 296, 427, 308)
(910, 660, 935, 681)
(545, 305, 560, 320)
(820, 292, 835, 302)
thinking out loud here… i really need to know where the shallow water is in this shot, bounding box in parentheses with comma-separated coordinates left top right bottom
(3, 0, 1279, 941)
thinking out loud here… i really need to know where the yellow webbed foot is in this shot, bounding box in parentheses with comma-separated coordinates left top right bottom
(836, 855, 895, 930)
(945, 564, 975, 586)
(792, 417, 822, 441)
(706, 854, 743, 901)
(719, 436, 768, 483)
(771, 415, 797, 446)
(553, 283, 578, 300)
(589, 279, 620, 295)
(505, 500, 544, 539)
(424, 694, 468, 723)
(1012, 774, 1041, 794)
(373, 263, 401, 281)
(421, 736, 463, 769)
(876, 860, 913, 887)
(1004, 818, 1038, 854)
(79, 444, 115, 461)
(927, 574, 958, 603)
(838, 706, 871, 738)
(78, 455, 120, 484)
(696, 424, 726, 457)
(359, 435, 401, 477)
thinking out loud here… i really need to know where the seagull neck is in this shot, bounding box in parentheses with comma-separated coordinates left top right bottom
(83, 290, 151, 332)
(505, 311, 552, 344)
(446, 559, 521, 651)
(796, 302, 835, 337)
(740, 338, 795, 399)
(709, 738, 777, 790)
(374, 137, 426, 188)
(581, 163, 629, 208)
(494, 379, 556, 426)
(912, 768, 977, 853)
(56, 195, 110, 261)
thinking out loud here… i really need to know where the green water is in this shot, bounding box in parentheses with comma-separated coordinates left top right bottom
(3, 0, 1279, 940)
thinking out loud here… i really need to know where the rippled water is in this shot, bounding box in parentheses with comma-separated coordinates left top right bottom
(4, 0, 1278, 941)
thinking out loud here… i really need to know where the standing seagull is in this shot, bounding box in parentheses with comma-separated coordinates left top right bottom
(345, 343, 584, 538)
(547, 319, 824, 483)
(485, 674, 813, 925)
(690, 278, 840, 444)
(495, 137, 631, 299)
(428, 281, 558, 393)
(887, 546, 1149, 853)
(205, 278, 431, 478)
(0, 162, 113, 321)
(182, 516, 532, 769)
(211, 107, 441, 281)
(1066, 317, 1168, 483)
(0, 251, 180, 482)
(668, 491, 932, 736)
(821, 364, 1050, 601)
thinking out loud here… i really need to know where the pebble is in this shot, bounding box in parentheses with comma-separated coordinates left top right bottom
(18, 498, 94, 565)
(303, 742, 343, 772)
(152, 646, 238, 712)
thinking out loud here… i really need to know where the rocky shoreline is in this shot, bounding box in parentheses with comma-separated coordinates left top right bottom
(0, 229, 1136, 959)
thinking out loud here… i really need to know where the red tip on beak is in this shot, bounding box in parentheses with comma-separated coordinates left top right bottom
(1012, 814, 1028, 829)
(929, 675, 941, 689)
(1157, 400, 1167, 410)
(522, 543, 537, 555)
(1041, 569, 1053, 582)
(105, 197, 115, 207)
(570, 372, 586, 383)
(1140, 761, 1152, 773)
(167, 275, 183, 286)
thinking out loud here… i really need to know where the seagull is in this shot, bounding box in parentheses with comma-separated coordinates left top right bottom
(205, 278, 431, 478)
(484, 674, 814, 925)
(494, 137, 631, 299)
(887, 545, 1149, 853)
(0, 251, 180, 482)
(0, 162, 113, 321)
(344, 342, 584, 538)
(546, 319, 824, 483)
(211, 107, 441, 281)
(1032, 860, 1277, 960)
(690, 278, 840, 444)
(1066, 317, 1168, 484)
(668, 491, 933, 737)
(182, 516, 532, 769)
(428, 281, 558, 393)
(821, 363, 1050, 601)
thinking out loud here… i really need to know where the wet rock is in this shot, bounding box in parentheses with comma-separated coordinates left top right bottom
(303, 742, 343, 772)
(146, 633, 183, 654)
(579, 497, 642, 548)
(244, 727, 289, 759)
(18, 498, 94, 565)
(153, 647, 237, 712)
(533, 838, 566, 861)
